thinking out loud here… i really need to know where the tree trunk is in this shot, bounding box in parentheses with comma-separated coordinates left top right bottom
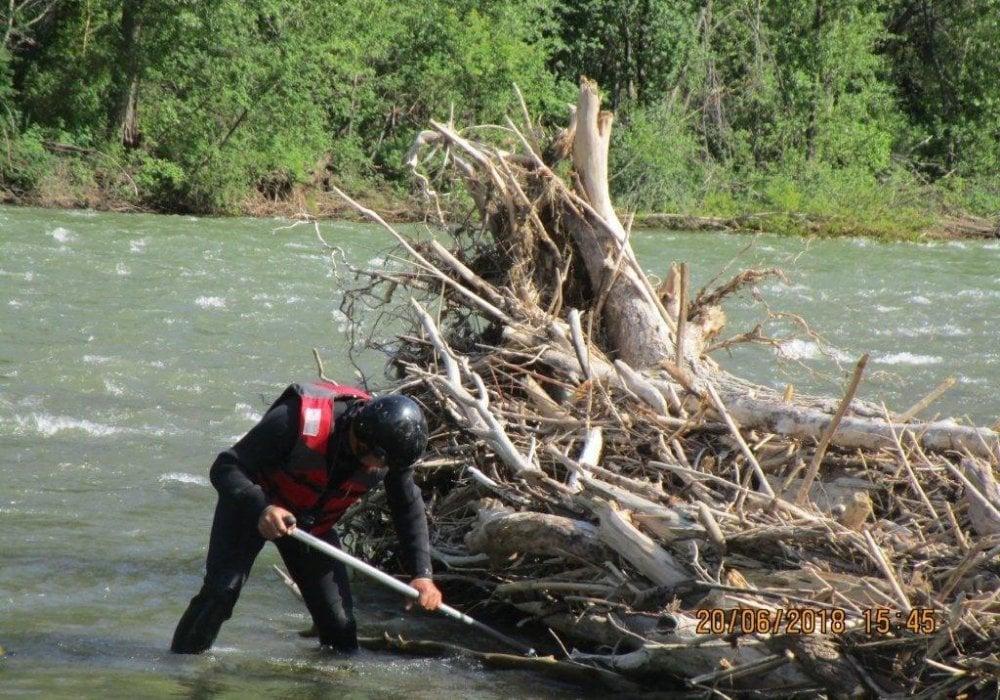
(108, 0, 143, 149)
(568, 78, 676, 369)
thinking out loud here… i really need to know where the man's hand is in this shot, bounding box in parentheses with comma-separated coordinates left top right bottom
(258, 505, 296, 540)
(407, 578, 443, 611)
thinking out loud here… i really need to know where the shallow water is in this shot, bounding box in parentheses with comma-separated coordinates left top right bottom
(1, 205, 996, 698)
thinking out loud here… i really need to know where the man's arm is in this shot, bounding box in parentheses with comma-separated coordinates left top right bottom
(209, 395, 299, 525)
(385, 466, 441, 609)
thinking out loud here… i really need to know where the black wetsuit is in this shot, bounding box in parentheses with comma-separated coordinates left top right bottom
(170, 390, 432, 654)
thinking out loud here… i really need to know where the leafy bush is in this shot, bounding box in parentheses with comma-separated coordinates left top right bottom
(0, 125, 55, 193)
(610, 101, 705, 213)
(131, 153, 187, 209)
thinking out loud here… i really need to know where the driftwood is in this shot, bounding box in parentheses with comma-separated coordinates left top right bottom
(327, 79, 1000, 698)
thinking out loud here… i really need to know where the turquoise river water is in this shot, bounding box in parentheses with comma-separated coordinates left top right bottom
(1, 205, 997, 698)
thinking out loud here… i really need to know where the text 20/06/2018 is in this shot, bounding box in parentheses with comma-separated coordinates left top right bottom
(694, 607, 938, 636)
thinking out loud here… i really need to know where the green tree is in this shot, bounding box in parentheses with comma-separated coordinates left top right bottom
(606, 0, 905, 218)
(13, 1, 122, 142)
(136, 1, 343, 208)
(676, 0, 899, 173)
(106, 0, 143, 147)
(884, 0, 1000, 178)
(550, 0, 695, 111)
(7, 0, 569, 210)
(357, 0, 569, 176)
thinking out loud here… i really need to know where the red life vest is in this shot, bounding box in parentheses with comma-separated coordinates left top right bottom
(259, 381, 379, 535)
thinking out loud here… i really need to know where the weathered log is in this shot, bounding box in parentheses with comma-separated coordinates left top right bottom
(594, 501, 690, 588)
(959, 457, 1000, 536)
(359, 633, 645, 693)
(464, 498, 605, 563)
(565, 78, 676, 369)
(567, 614, 821, 692)
(723, 393, 999, 460)
(764, 634, 866, 698)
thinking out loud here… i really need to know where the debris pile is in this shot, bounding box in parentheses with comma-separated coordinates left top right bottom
(332, 80, 1000, 698)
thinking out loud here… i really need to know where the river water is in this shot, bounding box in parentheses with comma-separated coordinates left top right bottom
(1, 205, 997, 698)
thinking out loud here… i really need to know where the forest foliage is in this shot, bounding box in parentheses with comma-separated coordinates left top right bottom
(1, 0, 998, 235)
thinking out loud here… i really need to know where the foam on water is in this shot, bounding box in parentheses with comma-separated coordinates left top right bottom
(874, 352, 942, 366)
(777, 339, 820, 360)
(957, 373, 986, 387)
(956, 288, 1000, 299)
(48, 226, 75, 243)
(8, 410, 181, 439)
(103, 379, 126, 397)
(331, 309, 350, 332)
(195, 296, 226, 309)
(235, 402, 263, 422)
(158, 472, 208, 487)
(14, 412, 124, 437)
(769, 282, 810, 293)
(890, 323, 970, 338)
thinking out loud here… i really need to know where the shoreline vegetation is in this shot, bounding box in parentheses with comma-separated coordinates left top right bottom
(2, 1, 998, 243)
(3, 170, 997, 241)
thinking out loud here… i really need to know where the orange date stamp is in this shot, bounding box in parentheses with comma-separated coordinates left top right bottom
(696, 607, 848, 635)
(695, 607, 938, 636)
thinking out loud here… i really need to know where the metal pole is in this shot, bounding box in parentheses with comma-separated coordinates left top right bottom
(286, 526, 536, 657)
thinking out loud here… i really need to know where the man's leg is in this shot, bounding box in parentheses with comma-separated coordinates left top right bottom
(276, 529, 357, 652)
(171, 495, 264, 653)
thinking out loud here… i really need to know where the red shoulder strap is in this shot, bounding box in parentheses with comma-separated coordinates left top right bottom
(314, 380, 371, 401)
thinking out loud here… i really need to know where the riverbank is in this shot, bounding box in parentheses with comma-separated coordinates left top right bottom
(3, 177, 997, 241)
(632, 210, 1000, 240)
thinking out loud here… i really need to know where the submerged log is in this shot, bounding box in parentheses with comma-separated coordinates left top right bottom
(326, 79, 1000, 697)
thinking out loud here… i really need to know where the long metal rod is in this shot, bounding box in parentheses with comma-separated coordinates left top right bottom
(286, 526, 536, 657)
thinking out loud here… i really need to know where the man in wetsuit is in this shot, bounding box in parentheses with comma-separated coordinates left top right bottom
(171, 381, 442, 654)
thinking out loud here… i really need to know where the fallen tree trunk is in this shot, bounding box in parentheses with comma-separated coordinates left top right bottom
(328, 79, 1000, 698)
(725, 394, 998, 460)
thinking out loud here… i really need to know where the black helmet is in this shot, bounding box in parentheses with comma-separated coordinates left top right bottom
(351, 394, 428, 469)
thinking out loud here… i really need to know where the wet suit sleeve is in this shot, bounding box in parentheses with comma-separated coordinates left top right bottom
(384, 467, 433, 579)
(208, 395, 299, 521)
